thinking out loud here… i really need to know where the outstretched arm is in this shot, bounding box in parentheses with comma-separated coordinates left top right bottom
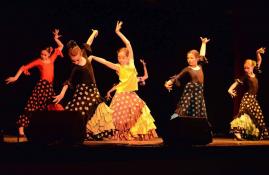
(164, 68, 188, 92)
(53, 84, 68, 104)
(5, 68, 23, 84)
(5, 59, 39, 84)
(115, 21, 134, 60)
(53, 29, 64, 51)
(256, 47, 266, 68)
(90, 55, 120, 72)
(86, 29, 98, 46)
(164, 74, 180, 92)
(228, 81, 239, 98)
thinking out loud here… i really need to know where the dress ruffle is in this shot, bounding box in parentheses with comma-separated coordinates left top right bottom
(230, 113, 260, 139)
(86, 102, 115, 135)
(130, 104, 158, 138)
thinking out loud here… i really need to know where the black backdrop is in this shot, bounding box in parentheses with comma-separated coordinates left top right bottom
(1, 0, 269, 137)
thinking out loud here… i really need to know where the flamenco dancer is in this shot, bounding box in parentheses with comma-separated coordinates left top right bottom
(164, 37, 210, 120)
(5, 29, 64, 137)
(228, 47, 269, 140)
(90, 21, 158, 140)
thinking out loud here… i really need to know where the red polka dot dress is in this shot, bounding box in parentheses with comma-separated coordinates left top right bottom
(17, 49, 63, 128)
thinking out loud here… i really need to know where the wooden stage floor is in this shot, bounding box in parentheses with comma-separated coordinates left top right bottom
(3, 135, 269, 147)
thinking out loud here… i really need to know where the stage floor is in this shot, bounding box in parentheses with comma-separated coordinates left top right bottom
(3, 135, 269, 147)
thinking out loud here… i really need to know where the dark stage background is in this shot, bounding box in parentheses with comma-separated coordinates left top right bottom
(1, 0, 269, 137)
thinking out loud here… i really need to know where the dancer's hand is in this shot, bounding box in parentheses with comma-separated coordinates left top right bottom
(140, 59, 146, 66)
(53, 94, 64, 104)
(115, 21, 123, 33)
(200, 37, 210, 44)
(105, 91, 112, 101)
(257, 47, 266, 54)
(164, 80, 173, 92)
(5, 77, 17, 84)
(91, 29, 99, 38)
(228, 89, 237, 98)
(53, 29, 62, 39)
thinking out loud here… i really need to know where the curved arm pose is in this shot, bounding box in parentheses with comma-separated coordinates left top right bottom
(91, 21, 158, 140)
(5, 29, 64, 136)
(229, 47, 268, 140)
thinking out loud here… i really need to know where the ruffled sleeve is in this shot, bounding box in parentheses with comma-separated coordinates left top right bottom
(20, 59, 40, 75)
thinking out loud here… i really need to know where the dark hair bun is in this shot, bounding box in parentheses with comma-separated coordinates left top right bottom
(66, 40, 78, 50)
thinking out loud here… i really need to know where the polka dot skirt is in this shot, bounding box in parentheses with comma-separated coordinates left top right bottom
(108, 91, 158, 141)
(65, 83, 102, 123)
(175, 82, 207, 118)
(110, 91, 145, 131)
(236, 92, 268, 139)
(86, 102, 116, 141)
(17, 79, 55, 128)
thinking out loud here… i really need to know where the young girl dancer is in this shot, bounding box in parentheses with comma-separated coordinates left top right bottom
(105, 59, 148, 100)
(228, 47, 268, 140)
(90, 21, 158, 140)
(53, 30, 115, 140)
(164, 37, 210, 120)
(5, 29, 64, 136)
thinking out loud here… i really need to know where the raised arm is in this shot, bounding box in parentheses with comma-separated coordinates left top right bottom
(199, 37, 210, 56)
(115, 21, 133, 60)
(90, 55, 120, 72)
(228, 81, 239, 98)
(53, 29, 64, 51)
(199, 37, 210, 62)
(256, 47, 266, 69)
(86, 29, 98, 46)
(138, 59, 148, 82)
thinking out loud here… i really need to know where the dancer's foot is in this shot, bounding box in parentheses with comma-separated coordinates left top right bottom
(18, 127, 25, 137)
